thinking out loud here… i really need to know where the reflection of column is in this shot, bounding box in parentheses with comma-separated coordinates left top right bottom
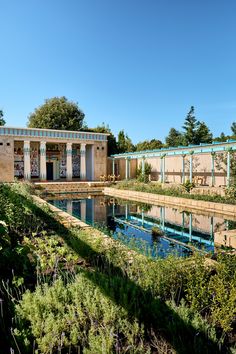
(227, 150, 231, 187)
(112, 202, 115, 217)
(160, 206, 165, 230)
(211, 152, 215, 187)
(112, 158, 115, 175)
(125, 158, 128, 180)
(189, 213, 192, 242)
(80, 200, 86, 222)
(66, 142, 72, 180)
(182, 155, 186, 183)
(210, 216, 214, 239)
(125, 204, 128, 220)
(39, 141, 46, 180)
(182, 211, 185, 236)
(67, 200, 73, 215)
(24, 141, 31, 180)
(141, 208, 144, 226)
(80, 143, 86, 180)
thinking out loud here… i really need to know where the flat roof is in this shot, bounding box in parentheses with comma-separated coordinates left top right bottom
(0, 126, 109, 142)
(111, 140, 236, 159)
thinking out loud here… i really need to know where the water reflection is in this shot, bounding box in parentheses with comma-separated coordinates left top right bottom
(48, 195, 235, 258)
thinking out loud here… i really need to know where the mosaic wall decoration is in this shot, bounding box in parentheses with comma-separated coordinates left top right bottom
(31, 148, 39, 177)
(14, 147, 24, 178)
(73, 149, 80, 177)
(60, 148, 67, 178)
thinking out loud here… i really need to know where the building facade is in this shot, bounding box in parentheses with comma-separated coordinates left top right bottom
(109, 140, 236, 187)
(0, 127, 108, 182)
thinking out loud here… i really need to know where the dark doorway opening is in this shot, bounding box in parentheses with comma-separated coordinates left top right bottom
(46, 162, 53, 180)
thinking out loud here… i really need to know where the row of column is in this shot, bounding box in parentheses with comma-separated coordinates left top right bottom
(23, 141, 86, 181)
(119, 150, 232, 187)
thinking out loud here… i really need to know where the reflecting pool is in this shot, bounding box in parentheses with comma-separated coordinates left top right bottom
(47, 195, 236, 258)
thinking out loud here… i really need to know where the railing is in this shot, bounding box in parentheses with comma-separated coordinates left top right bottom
(0, 127, 108, 141)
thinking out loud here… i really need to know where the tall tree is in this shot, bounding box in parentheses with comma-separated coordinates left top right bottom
(28, 97, 85, 130)
(231, 122, 236, 135)
(0, 110, 5, 126)
(182, 106, 199, 145)
(165, 128, 184, 147)
(196, 122, 213, 144)
(117, 130, 135, 153)
(136, 139, 163, 151)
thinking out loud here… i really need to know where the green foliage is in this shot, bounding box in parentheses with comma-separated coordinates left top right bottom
(117, 129, 135, 153)
(27, 96, 85, 130)
(231, 122, 236, 135)
(135, 139, 163, 151)
(136, 161, 152, 183)
(0, 109, 6, 126)
(0, 183, 235, 353)
(182, 179, 195, 193)
(165, 128, 184, 147)
(115, 179, 236, 205)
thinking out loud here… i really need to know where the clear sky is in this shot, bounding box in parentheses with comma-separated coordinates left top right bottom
(1, 0, 236, 143)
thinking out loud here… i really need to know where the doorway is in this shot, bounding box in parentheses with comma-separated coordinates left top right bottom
(46, 162, 53, 180)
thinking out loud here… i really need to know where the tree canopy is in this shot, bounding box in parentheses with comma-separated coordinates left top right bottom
(27, 97, 85, 130)
(117, 130, 135, 153)
(136, 139, 163, 151)
(165, 128, 184, 147)
(0, 110, 5, 126)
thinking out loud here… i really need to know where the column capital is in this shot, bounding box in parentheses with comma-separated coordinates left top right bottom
(40, 141, 46, 155)
(66, 142, 72, 155)
(23, 141, 30, 154)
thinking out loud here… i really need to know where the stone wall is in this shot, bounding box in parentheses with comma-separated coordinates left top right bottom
(0, 137, 14, 182)
(94, 141, 108, 180)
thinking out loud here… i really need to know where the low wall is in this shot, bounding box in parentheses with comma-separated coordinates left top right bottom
(104, 187, 236, 219)
(34, 181, 110, 194)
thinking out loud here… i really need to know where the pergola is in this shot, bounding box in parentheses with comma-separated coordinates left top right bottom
(111, 140, 236, 187)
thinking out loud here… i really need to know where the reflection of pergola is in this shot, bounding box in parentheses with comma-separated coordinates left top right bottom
(111, 140, 236, 187)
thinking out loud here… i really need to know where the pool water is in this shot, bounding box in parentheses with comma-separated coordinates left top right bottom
(47, 195, 235, 258)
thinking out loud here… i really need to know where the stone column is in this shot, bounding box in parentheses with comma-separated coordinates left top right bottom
(66, 142, 73, 180)
(182, 154, 186, 184)
(39, 141, 46, 180)
(23, 141, 31, 180)
(227, 149, 231, 187)
(80, 143, 86, 180)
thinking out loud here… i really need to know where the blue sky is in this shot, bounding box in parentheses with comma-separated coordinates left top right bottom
(1, 0, 236, 143)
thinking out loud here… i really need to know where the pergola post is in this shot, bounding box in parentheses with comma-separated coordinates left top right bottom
(189, 151, 194, 183)
(211, 152, 215, 187)
(141, 157, 145, 176)
(112, 158, 115, 175)
(160, 157, 163, 183)
(182, 154, 186, 184)
(227, 149, 231, 187)
(163, 155, 166, 183)
(125, 158, 128, 180)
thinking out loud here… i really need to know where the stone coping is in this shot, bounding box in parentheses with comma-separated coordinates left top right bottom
(104, 187, 236, 219)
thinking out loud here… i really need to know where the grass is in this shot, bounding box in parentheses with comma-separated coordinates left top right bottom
(0, 182, 235, 353)
(113, 179, 236, 205)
